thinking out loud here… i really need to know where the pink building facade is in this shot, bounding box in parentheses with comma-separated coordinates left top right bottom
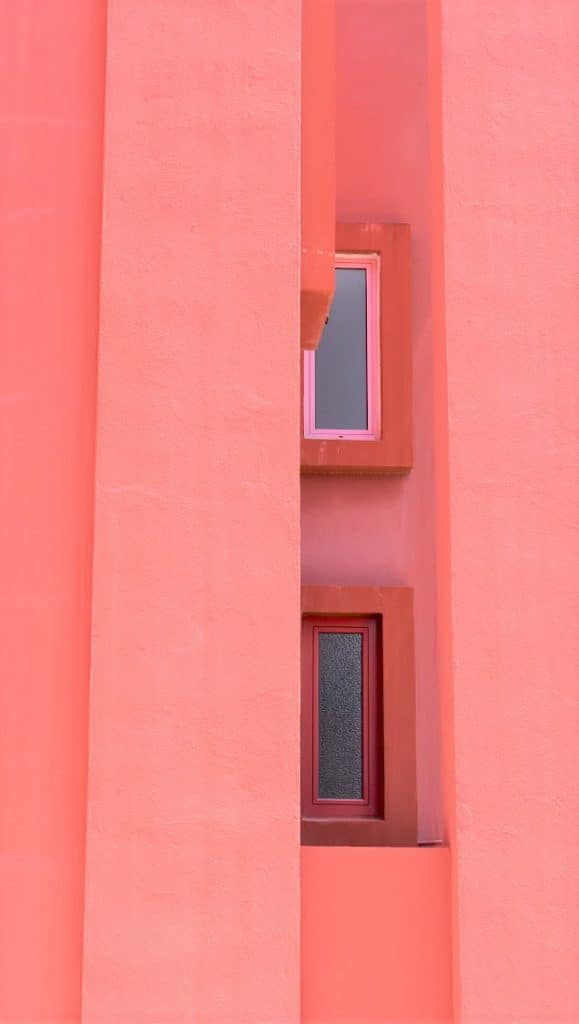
(1, 2, 577, 1022)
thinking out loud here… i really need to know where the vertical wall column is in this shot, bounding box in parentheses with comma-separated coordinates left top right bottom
(437, 2, 579, 1021)
(0, 4, 105, 1021)
(81, 4, 301, 1023)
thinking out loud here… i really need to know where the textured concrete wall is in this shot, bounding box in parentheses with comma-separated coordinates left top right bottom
(81, 3, 301, 1022)
(302, 847, 452, 1023)
(0, 3, 105, 1020)
(438, 2, 579, 1020)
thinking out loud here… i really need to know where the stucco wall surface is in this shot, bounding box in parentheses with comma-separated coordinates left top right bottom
(81, 4, 301, 1023)
(302, 847, 452, 1023)
(0, 3, 105, 1020)
(440, 2, 579, 1021)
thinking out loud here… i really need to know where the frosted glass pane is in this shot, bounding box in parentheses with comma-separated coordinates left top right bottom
(318, 632, 363, 799)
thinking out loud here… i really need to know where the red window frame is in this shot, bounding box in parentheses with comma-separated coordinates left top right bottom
(302, 617, 381, 820)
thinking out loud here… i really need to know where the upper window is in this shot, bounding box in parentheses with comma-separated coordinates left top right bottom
(303, 254, 380, 440)
(301, 222, 412, 476)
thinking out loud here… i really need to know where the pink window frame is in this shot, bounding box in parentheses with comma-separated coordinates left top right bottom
(301, 616, 381, 821)
(303, 252, 381, 441)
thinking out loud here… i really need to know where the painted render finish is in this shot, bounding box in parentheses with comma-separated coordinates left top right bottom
(440, 1, 579, 1021)
(0, 3, 105, 1021)
(81, 3, 301, 1023)
(302, 847, 452, 1024)
(0, 2, 577, 1022)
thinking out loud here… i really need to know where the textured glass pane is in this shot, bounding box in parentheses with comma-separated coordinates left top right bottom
(315, 268, 368, 430)
(318, 632, 363, 799)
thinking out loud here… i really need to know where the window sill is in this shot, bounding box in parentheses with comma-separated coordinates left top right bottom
(301, 818, 417, 847)
(301, 435, 412, 475)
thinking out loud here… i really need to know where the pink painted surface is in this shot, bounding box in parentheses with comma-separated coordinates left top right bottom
(302, 0, 441, 840)
(439, 1, 579, 1020)
(302, 847, 452, 1023)
(0, 3, 105, 1021)
(301, 0, 336, 350)
(427, 0, 461, 1012)
(81, 3, 301, 1023)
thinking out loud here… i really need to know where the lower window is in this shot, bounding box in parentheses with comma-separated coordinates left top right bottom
(301, 586, 418, 847)
(302, 617, 381, 819)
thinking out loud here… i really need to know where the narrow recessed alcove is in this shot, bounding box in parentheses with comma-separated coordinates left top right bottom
(300, 0, 442, 849)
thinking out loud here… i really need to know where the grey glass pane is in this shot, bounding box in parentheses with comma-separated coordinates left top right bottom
(315, 267, 368, 431)
(318, 632, 363, 800)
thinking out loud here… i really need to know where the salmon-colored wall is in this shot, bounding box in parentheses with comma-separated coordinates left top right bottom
(3, 3, 576, 1022)
(302, 848, 452, 1023)
(301, 0, 442, 841)
(438, 2, 579, 1020)
(81, 3, 301, 1023)
(0, 3, 105, 1021)
(301, 0, 336, 351)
